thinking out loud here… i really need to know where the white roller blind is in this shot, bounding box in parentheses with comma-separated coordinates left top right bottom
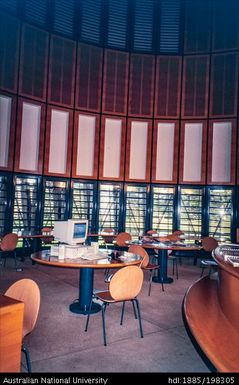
(129, 121, 148, 180)
(19, 102, 41, 171)
(212, 122, 232, 182)
(103, 118, 122, 178)
(156, 122, 175, 181)
(76, 115, 96, 176)
(48, 109, 69, 174)
(0, 95, 11, 167)
(183, 123, 203, 182)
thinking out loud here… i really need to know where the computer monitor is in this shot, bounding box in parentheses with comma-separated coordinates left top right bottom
(53, 219, 88, 245)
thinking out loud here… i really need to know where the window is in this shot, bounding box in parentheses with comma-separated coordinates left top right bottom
(53, 0, 74, 37)
(98, 183, 121, 232)
(12, 175, 39, 234)
(159, 0, 181, 53)
(0, 174, 9, 236)
(178, 187, 203, 241)
(80, 0, 102, 44)
(208, 188, 233, 242)
(107, 0, 128, 49)
(151, 186, 175, 235)
(42, 179, 68, 227)
(133, 0, 153, 52)
(125, 185, 147, 237)
(71, 180, 95, 233)
(25, 0, 48, 27)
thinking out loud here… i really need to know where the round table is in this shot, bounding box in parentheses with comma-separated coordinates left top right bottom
(31, 250, 142, 315)
(136, 243, 201, 284)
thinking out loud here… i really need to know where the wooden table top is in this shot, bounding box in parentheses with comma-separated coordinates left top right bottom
(184, 276, 239, 372)
(31, 250, 142, 269)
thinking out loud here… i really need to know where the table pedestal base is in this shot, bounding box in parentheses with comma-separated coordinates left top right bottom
(69, 300, 101, 315)
(152, 276, 174, 284)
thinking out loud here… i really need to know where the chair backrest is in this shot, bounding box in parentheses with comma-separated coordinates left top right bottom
(101, 228, 115, 244)
(41, 227, 54, 244)
(128, 244, 149, 268)
(115, 232, 132, 247)
(0, 233, 18, 252)
(201, 237, 219, 252)
(146, 230, 158, 235)
(109, 266, 143, 301)
(5, 279, 40, 339)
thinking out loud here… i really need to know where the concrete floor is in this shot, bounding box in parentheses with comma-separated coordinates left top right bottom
(0, 256, 210, 374)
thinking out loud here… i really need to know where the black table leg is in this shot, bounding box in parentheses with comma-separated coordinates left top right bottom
(152, 249, 174, 284)
(69, 268, 101, 315)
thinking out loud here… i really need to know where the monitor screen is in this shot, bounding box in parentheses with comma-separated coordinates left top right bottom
(73, 222, 87, 239)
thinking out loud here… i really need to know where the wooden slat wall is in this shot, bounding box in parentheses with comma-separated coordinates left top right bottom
(182, 55, 209, 118)
(14, 98, 45, 175)
(19, 24, 49, 102)
(210, 53, 238, 117)
(0, 93, 16, 171)
(76, 44, 103, 112)
(155, 56, 181, 118)
(44, 106, 73, 177)
(102, 50, 129, 116)
(129, 54, 155, 117)
(48, 35, 76, 108)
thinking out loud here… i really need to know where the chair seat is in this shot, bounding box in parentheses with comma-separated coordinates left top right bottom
(96, 290, 117, 303)
(201, 260, 217, 266)
(143, 263, 159, 270)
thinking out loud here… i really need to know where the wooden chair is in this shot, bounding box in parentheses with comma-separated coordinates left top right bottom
(0, 233, 22, 271)
(128, 244, 164, 295)
(41, 227, 54, 247)
(115, 232, 132, 247)
(85, 266, 144, 346)
(101, 228, 115, 248)
(5, 278, 40, 373)
(200, 237, 219, 277)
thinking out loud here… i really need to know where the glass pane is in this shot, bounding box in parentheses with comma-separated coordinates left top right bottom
(72, 181, 94, 232)
(0, 175, 8, 236)
(42, 179, 67, 227)
(98, 183, 121, 232)
(179, 188, 203, 241)
(208, 188, 233, 242)
(12, 176, 38, 234)
(125, 185, 147, 237)
(152, 186, 175, 236)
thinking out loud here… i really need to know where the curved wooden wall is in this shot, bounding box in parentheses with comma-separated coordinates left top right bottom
(0, 10, 238, 186)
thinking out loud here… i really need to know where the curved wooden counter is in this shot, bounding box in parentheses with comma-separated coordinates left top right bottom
(183, 249, 239, 372)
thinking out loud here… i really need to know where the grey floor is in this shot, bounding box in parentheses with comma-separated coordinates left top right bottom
(0, 256, 210, 373)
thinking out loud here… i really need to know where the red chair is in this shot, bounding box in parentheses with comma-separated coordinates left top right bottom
(0, 233, 22, 271)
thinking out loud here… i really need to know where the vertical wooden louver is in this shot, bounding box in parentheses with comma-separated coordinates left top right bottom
(155, 56, 181, 118)
(19, 24, 49, 101)
(182, 55, 209, 118)
(48, 35, 76, 108)
(210, 53, 238, 117)
(102, 50, 129, 115)
(76, 44, 103, 112)
(129, 54, 155, 117)
(0, 13, 20, 92)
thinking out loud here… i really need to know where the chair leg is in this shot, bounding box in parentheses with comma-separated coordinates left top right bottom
(148, 270, 153, 296)
(120, 301, 125, 325)
(84, 298, 93, 332)
(22, 344, 32, 373)
(172, 259, 175, 275)
(175, 258, 179, 280)
(101, 303, 107, 346)
(200, 266, 205, 277)
(134, 298, 143, 338)
(132, 299, 138, 319)
(14, 251, 23, 272)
